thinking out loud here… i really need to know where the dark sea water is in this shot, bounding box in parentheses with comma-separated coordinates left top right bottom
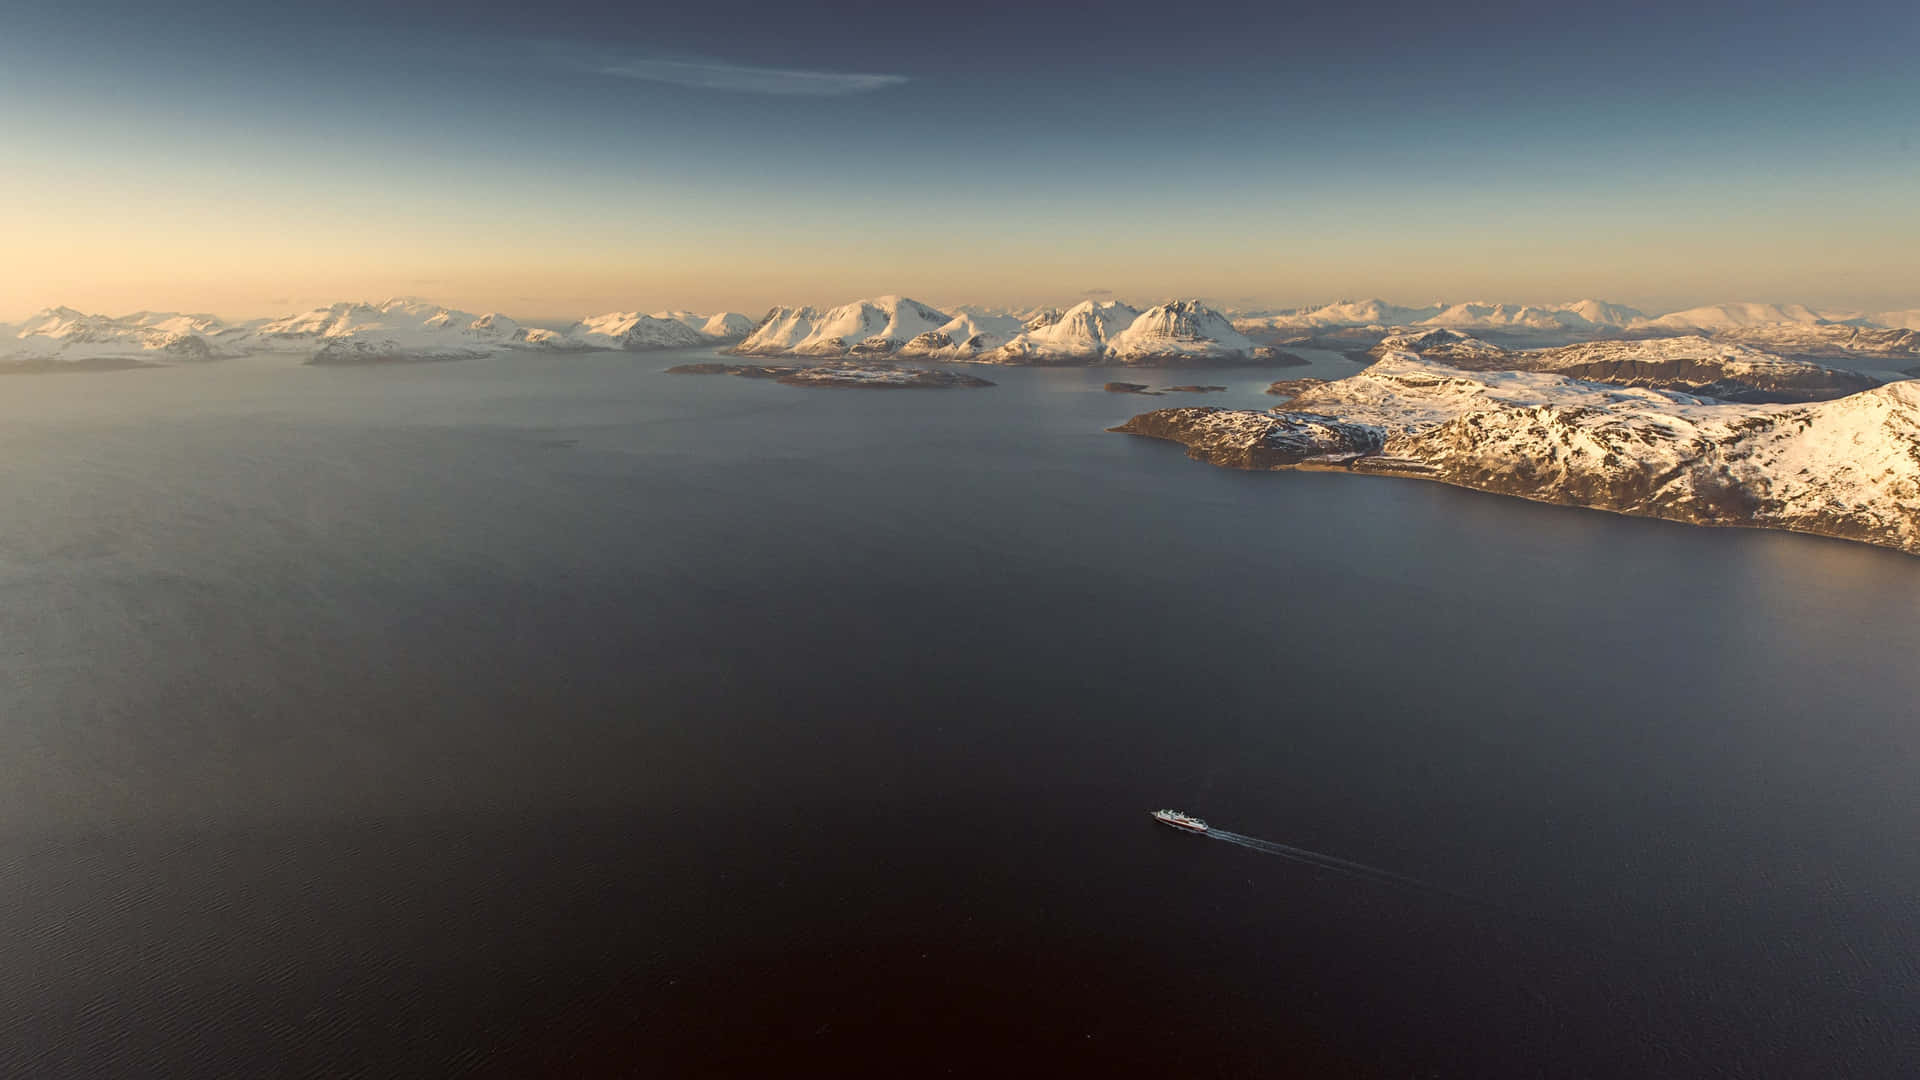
(0, 348, 1916, 1077)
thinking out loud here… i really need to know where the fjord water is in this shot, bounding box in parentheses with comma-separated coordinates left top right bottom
(1, 349, 1916, 1076)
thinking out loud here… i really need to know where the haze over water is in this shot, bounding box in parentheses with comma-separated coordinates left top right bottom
(0, 351, 1914, 1074)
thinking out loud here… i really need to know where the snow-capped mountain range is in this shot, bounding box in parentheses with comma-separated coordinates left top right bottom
(655, 310, 757, 340)
(0, 293, 1284, 369)
(895, 311, 1029, 359)
(255, 300, 524, 363)
(256, 300, 758, 357)
(736, 296, 1280, 366)
(2, 305, 235, 365)
(985, 300, 1146, 363)
(734, 296, 954, 357)
(6, 294, 1917, 369)
(0, 298, 758, 367)
(1232, 298, 1920, 336)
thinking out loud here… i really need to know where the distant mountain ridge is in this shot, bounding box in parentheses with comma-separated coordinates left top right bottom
(738, 296, 1283, 366)
(1, 298, 757, 366)
(896, 311, 1027, 359)
(1228, 297, 1920, 361)
(1232, 297, 1920, 334)
(8, 294, 1917, 368)
(1373, 330, 1883, 403)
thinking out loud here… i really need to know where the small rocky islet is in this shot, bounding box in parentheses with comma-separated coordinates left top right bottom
(1103, 382, 1228, 395)
(666, 361, 993, 389)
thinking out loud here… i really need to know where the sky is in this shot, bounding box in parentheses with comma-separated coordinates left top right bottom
(2, 0, 1917, 321)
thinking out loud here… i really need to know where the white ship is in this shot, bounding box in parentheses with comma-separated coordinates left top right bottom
(1150, 809, 1208, 834)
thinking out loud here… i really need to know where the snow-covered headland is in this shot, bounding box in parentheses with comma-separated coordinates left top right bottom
(1113, 350, 1920, 556)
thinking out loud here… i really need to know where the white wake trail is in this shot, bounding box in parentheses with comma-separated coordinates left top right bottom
(1204, 829, 1454, 897)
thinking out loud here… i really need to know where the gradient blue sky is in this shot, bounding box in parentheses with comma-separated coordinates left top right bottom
(3, 0, 1916, 319)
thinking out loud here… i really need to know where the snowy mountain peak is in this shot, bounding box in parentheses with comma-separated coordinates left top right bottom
(1121, 299, 1245, 342)
(1560, 299, 1646, 327)
(467, 312, 522, 337)
(255, 300, 479, 340)
(896, 311, 1027, 359)
(120, 311, 228, 335)
(782, 296, 952, 357)
(699, 312, 754, 340)
(736, 306, 825, 355)
(985, 299, 1144, 363)
(25, 305, 90, 325)
(654, 310, 755, 341)
(1638, 302, 1837, 332)
(376, 297, 448, 316)
(1106, 300, 1265, 364)
(570, 311, 707, 350)
(19, 306, 114, 337)
(1054, 299, 1141, 336)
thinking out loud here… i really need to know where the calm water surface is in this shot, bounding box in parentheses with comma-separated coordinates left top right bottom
(0, 348, 1915, 1076)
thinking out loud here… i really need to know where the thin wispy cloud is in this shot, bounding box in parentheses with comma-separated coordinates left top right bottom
(594, 57, 908, 97)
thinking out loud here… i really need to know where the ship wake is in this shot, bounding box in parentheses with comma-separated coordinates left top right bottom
(1204, 829, 1452, 898)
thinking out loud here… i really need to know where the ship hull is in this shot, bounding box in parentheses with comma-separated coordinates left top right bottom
(1150, 810, 1209, 833)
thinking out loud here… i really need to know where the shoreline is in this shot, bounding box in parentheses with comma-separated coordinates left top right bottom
(1110, 414, 1920, 558)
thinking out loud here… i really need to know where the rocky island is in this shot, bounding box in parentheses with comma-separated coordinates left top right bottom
(1114, 350, 1920, 556)
(666, 361, 993, 389)
(1264, 377, 1330, 402)
(1104, 382, 1227, 395)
